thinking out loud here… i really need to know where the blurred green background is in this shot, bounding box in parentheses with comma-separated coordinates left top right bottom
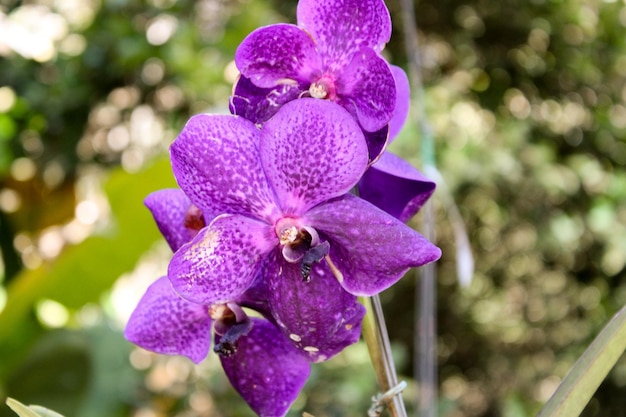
(0, 0, 624, 416)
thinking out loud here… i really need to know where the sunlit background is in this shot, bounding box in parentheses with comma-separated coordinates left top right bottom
(0, 0, 625, 416)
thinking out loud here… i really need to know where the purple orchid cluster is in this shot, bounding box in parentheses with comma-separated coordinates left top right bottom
(124, 0, 441, 415)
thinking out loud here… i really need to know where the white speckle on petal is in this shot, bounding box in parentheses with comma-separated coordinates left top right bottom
(303, 346, 319, 352)
(289, 333, 302, 342)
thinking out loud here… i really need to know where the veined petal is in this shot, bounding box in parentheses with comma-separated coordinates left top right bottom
(358, 152, 436, 222)
(235, 23, 321, 89)
(260, 99, 368, 214)
(219, 318, 311, 417)
(229, 75, 303, 125)
(388, 65, 410, 141)
(297, 0, 391, 70)
(337, 47, 396, 132)
(264, 250, 365, 362)
(304, 194, 441, 296)
(170, 114, 280, 222)
(124, 277, 212, 364)
(168, 214, 276, 305)
(145, 188, 212, 252)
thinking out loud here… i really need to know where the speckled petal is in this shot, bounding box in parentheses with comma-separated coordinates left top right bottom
(168, 214, 276, 305)
(235, 23, 321, 89)
(388, 65, 410, 141)
(219, 318, 311, 417)
(124, 276, 212, 364)
(170, 114, 280, 223)
(144, 188, 211, 252)
(304, 194, 441, 296)
(358, 152, 436, 222)
(297, 0, 391, 69)
(229, 75, 303, 125)
(264, 250, 365, 362)
(260, 99, 368, 214)
(337, 47, 396, 132)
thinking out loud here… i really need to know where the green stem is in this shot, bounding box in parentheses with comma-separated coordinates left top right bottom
(361, 295, 408, 417)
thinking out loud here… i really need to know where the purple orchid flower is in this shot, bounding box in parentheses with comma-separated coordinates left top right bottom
(167, 98, 440, 359)
(231, 0, 396, 161)
(142, 187, 364, 362)
(125, 276, 310, 417)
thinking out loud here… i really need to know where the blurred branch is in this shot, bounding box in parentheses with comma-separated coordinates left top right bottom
(0, 210, 22, 283)
(395, 0, 438, 416)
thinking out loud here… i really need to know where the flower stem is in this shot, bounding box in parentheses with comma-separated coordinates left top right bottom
(361, 295, 408, 417)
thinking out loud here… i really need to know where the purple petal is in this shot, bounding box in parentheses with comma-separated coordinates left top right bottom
(168, 214, 276, 305)
(304, 194, 441, 296)
(358, 152, 436, 222)
(264, 250, 365, 362)
(235, 23, 321, 89)
(170, 114, 280, 223)
(297, 0, 391, 69)
(364, 125, 389, 164)
(229, 75, 303, 125)
(220, 318, 311, 417)
(144, 188, 214, 252)
(260, 99, 368, 214)
(388, 65, 410, 141)
(337, 47, 396, 132)
(124, 277, 212, 364)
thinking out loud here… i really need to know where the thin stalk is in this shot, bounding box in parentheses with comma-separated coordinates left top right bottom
(361, 295, 408, 417)
(396, 0, 438, 416)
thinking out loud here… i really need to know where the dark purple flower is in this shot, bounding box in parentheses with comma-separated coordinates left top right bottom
(167, 98, 440, 358)
(124, 277, 310, 417)
(358, 65, 436, 221)
(231, 0, 396, 160)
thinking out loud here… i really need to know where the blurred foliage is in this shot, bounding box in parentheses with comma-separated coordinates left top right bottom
(0, 0, 625, 417)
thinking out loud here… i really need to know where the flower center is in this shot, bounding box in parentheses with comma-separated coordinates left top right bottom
(210, 302, 253, 358)
(184, 204, 205, 239)
(309, 74, 337, 100)
(274, 217, 338, 282)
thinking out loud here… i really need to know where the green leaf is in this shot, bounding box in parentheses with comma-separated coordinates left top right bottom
(0, 156, 176, 378)
(5, 398, 65, 417)
(536, 304, 626, 417)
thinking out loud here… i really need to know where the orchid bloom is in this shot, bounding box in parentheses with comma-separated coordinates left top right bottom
(230, 0, 396, 161)
(167, 98, 440, 360)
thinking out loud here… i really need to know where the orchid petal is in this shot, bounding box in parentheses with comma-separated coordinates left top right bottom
(337, 47, 396, 132)
(235, 23, 321, 88)
(388, 65, 410, 141)
(297, 0, 391, 70)
(170, 114, 280, 222)
(168, 214, 275, 305)
(264, 250, 365, 362)
(304, 194, 441, 296)
(144, 188, 212, 252)
(124, 277, 212, 364)
(364, 125, 389, 165)
(260, 99, 368, 214)
(359, 152, 436, 222)
(230, 75, 303, 125)
(220, 318, 311, 417)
